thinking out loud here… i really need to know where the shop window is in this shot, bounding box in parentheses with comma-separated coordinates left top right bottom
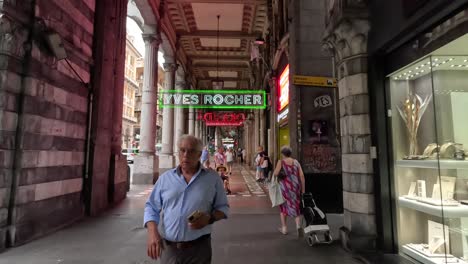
(388, 34, 468, 264)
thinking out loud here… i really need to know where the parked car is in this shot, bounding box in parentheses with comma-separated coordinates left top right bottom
(122, 148, 139, 164)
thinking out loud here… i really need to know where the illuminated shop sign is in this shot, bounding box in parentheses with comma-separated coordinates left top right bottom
(159, 90, 266, 109)
(206, 121, 243, 126)
(277, 108, 289, 123)
(196, 112, 246, 123)
(278, 64, 289, 112)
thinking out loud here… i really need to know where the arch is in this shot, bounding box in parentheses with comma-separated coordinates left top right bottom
(272, 33, 289, 71)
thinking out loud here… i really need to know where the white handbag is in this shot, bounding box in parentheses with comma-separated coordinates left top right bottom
(268, 176, 285, 207)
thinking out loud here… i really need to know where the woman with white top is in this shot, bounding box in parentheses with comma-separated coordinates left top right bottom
(225, 148, 234, 175)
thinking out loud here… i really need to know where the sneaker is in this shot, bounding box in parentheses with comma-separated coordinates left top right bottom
(278, 226, 287, 235)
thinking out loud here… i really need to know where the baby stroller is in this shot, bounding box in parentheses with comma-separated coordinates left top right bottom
(301, 192, 333, 246)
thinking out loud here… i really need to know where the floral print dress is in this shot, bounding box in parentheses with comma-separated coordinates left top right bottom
(279, 160, 302, 217)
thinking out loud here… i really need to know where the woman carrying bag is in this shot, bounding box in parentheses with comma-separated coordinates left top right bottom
(273, 146, 306, 238)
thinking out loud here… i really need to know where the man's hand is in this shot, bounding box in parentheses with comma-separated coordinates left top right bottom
(147, 222, 164, 260)
(188, 212, 210, 230)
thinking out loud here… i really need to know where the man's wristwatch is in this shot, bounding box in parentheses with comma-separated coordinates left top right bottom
(208, 214, 216, 225)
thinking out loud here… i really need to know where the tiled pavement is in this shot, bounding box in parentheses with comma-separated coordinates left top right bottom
(0, 162, 363, 264)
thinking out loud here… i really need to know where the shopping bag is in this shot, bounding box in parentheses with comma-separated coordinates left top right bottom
(268, 176, 285, 207)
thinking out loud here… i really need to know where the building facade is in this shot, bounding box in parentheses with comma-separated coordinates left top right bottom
(122, 36, 141, 150)
(323, 1, 468, 263)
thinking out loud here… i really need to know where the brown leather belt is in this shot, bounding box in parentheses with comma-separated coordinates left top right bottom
(164, 234, 211, 249)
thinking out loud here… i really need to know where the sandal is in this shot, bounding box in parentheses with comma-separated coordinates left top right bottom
(278, 226, 288, 235)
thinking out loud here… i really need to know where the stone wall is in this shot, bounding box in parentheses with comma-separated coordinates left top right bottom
(0, 0, 95, 249)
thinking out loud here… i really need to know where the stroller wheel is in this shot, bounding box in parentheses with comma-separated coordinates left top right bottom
(307, 233, 318, 247)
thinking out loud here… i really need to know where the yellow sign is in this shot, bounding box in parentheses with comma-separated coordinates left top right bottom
(293, 75, 337, 87)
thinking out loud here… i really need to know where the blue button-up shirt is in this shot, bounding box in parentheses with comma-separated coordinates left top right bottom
(143, 165, 229, 242)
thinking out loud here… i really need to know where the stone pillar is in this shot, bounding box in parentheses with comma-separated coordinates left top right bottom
(254, 110, 260, 149)
(324, 18, 374, 251)
(202, 123, 206, 144)
(259, 110, 266, 149)
(194, 119, 200, 138)
(215, 127, 222, 148)
(133, 34, 161, 184)
(173, 78, 186, 164)
(188, 107, 195, 135)
(159, 62, 177, 174)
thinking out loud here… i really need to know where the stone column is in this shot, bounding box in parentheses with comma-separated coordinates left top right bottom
(202, 123, 206, 144)
(324, 18, 374, 251)
(133, 34, 161, 184)
(159, 62, 177, 174)
(173, 78, 186, 164)
(194, 120, 202, 137)
(259, 110, 266, 148)
(254, 110, 260, 149)
(188, 107, 195, 135)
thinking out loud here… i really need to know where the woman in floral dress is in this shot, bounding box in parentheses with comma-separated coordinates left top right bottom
(273, 146, 306, 237)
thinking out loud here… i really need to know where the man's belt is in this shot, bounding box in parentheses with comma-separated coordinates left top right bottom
(164, 234, 211, 249)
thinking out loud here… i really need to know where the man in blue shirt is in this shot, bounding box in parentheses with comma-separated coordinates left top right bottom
(144, 135, 229, 264)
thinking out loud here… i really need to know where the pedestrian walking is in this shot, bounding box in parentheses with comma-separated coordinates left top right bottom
(273, 146, 306, 238)
(237, 147, 243, 163)
(260, 153, 273, 182)
(144, 135, 230, 264)
(225, 148, 234, 175)
(214, 147, 226, 168)
(254, 146, 265, 182)
(201, 146, 209, 167)
(241, 148, 246, 164)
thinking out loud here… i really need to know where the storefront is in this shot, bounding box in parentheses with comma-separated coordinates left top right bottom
(370, 2, 468, 262)
(277, 63, 290, 155)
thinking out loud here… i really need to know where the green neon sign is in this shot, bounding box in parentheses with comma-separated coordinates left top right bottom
(158, 90, 267, 109)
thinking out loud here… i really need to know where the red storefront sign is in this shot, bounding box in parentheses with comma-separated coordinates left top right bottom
(196, 112, 246, 124)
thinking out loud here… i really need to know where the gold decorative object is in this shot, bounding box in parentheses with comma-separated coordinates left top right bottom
(397, 93, 432, 156)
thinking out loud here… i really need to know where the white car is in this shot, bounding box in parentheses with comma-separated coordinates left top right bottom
(122, 148, 138, 164)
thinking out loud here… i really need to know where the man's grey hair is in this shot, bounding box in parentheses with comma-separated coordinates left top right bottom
(178, 134, 203, 152)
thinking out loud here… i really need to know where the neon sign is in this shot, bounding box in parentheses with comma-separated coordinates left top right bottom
(197, 112, 246, 126)
(196, 112, 246, 123)
(278, 64, 289, 112)
(159, 90, 266, 109)
(205, 121, 243, 126)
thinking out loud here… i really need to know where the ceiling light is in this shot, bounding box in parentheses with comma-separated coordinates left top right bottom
(464, 59, 468, 63)
(451, 65, 455, 67)
(434, 58, 439, 61)
(212, 15, 224, 90)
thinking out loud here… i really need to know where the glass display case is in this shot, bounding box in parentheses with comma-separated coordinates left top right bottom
(389, 52, 468, 263)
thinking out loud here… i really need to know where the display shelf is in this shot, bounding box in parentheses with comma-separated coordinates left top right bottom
(399, 197, 468, 218)
(396, 160, 468, 169)
(402, 245, 468, 264)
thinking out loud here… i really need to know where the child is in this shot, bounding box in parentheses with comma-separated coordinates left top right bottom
(216, 165, 232, 195)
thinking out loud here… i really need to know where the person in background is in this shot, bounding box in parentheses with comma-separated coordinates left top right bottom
(260, 153, 272, 182)
(216, 165, 231, 195)
(201, 146, 209, 165)
(144, 135, 229, 263)
(241, 148, 246, 164)
(237, 147, 243, 163)
(254, 146, 265, 182)
(214, 147, 226, 168)
(273, 146, 305, 238)
(225, 148, 234, 175)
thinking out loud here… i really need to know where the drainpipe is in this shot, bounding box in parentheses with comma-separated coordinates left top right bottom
(7, 0, 36, 246)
